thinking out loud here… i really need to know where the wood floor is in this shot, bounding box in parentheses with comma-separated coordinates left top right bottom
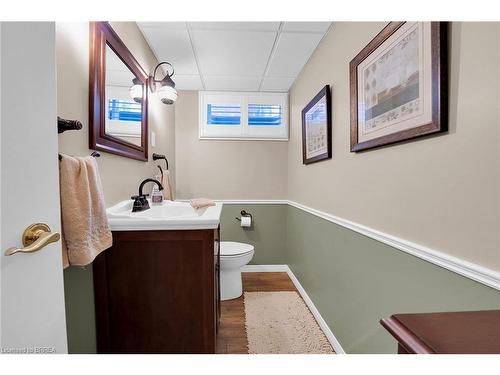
(216, 272, 297, 354)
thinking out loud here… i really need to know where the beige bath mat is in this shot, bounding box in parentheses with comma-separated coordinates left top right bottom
(244, 291, 334, 354)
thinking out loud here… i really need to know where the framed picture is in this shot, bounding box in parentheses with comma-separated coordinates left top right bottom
(349, 22, 448, 152)
(302, 85, 332, 164)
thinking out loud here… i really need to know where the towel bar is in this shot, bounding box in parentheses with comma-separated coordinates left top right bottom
(152, 153, 169, 170)
(58, 151, 100, 161)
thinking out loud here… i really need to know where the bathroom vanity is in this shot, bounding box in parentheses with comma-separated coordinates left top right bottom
(93, 200, 223, 353)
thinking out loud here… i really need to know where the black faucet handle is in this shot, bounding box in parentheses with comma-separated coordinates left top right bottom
(131, 194, 149, 200)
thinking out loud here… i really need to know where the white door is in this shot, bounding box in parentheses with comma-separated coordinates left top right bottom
(0, 22, 67, 353)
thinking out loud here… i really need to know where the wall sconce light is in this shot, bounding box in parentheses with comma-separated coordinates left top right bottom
(149, 62, 177, 105)
(129, 62, 177, 105)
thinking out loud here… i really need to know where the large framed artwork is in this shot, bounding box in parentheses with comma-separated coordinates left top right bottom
(349, 22, 448, 152)
(302, 85, 332, 165)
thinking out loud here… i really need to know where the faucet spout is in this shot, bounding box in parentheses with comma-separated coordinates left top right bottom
(138, 178, 164, 197)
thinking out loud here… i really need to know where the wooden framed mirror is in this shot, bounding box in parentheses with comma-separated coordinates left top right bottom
(89, 22, 148, 161)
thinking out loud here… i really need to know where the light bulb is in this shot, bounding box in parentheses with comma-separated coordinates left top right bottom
(158, 85, 177, 105)
(129, 83, 143, 103)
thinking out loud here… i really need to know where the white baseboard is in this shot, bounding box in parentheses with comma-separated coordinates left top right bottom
(241, 264, 289, 272)
(242, 264, 346, 354)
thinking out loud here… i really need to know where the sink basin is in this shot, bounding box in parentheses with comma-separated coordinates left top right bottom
(107, 199, 223, 231)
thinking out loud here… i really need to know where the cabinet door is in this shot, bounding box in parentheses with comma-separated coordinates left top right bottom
(214, 227, 221, 329)
(93, 229, 217, 353)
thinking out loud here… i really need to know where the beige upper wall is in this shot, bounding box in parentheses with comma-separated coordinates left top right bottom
(288, 22, 500, 271)
(56, 22, 175, 206)
(174, 90, 288, 200)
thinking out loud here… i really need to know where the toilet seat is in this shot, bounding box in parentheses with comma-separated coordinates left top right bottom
(220, 241, 254, 257)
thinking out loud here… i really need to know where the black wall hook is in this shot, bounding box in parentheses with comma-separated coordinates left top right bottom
(58, 116, 83, 133)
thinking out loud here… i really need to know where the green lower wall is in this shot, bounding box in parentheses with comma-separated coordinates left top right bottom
(63, 203, 500, 354)
(219, 204, 287, 264)
(63, 266, 97, 353)
(285, 205, 500, 353)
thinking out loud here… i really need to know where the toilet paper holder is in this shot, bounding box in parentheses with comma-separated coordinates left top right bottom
(235, 210, 253, 222)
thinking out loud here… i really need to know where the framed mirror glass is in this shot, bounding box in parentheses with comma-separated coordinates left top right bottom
(90, 22, 148, 161)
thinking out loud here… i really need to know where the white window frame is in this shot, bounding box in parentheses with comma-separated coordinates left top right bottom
(199, 91, 289, 141)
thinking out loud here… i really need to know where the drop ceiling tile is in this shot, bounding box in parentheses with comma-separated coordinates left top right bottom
(203, 76, 261, 91)
(191, 30, 276, 76)
(172, 75, 204, 90)
(137, 21, 330, 93)
(140, 26, 199, 76)
(260, 76, 296, 92)
(266, 32, 324, 77)
(282, 22, 331, 33)
(138, 22, 187, 29)
(189, 22, 280, 31)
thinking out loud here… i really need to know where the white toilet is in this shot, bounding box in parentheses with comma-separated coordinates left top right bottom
(219, 241, 255, 300)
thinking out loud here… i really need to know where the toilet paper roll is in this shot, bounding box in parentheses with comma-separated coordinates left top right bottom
(240, 216, 252, 227)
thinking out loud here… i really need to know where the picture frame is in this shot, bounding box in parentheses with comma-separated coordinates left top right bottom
(302, 85, 332, 165)
(349, 22, 448, 152)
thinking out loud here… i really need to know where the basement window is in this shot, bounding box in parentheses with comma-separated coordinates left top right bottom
(207, 104, 241, 125)
(199, 91, 289, 140)
(108, 99, 142, 122)
(248, 104, 282, 126)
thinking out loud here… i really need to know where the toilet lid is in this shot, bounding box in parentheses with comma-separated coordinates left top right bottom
(220, 241, 254, 256)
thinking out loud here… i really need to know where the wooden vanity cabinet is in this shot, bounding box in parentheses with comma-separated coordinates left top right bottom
(93, 227, 220, 353)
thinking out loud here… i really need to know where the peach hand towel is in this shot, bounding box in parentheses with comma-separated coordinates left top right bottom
(159, 167, 174, 201)
(190, 198, 215, 209)
(59, 154, 112, 268)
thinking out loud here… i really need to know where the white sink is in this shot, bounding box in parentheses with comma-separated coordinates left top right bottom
(107, 199, 223, 231)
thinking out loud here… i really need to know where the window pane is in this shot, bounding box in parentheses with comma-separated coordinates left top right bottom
(108, 99, 142, 122)
(248, 104, 282, 126)
(207, 104, 241, 125)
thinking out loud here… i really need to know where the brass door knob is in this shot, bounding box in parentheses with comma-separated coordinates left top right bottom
(4, 223, 60, 256)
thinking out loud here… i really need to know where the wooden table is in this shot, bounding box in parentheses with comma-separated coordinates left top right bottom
(381, 310, 500, 354)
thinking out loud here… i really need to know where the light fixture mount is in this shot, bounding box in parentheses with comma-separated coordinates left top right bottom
(148, 61, 177, 105)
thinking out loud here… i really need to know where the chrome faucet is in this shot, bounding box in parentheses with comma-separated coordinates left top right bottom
(131, 178, 164, 212)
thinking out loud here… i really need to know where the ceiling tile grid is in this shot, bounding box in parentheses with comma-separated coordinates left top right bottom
(189, 29, 277, 76)
(138, 22, 331, 92)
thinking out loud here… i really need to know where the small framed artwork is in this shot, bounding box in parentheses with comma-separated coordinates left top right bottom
(349, 22, 448, 152)
(302, 85, 332, 165)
